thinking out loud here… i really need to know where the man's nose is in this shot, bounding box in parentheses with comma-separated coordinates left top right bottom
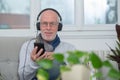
(46, 23, 51, 29)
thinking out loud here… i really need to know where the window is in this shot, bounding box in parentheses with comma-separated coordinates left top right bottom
(40, 0, 74, 25)
(0, 0, 30, 29)
(84, 0, 118, 24)
(38, 0, 119, 31)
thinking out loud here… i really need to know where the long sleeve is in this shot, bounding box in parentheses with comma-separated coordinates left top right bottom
(18, 40, 39, 80)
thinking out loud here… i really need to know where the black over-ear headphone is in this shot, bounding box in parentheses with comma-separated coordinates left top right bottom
(36, 8, 63, 31)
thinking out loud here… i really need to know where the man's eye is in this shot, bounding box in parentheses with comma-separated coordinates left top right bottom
(43, 22, 48, 25)
(50, 22, 55, 25)
(41, 22, 48, 26)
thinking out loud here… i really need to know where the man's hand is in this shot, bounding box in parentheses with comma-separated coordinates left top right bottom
(31, 46, 53, 61)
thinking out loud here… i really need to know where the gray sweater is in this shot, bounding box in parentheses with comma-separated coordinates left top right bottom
(18, 40, 76, 80)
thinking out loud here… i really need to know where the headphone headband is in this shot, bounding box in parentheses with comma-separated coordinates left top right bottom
(36, 8, 63, 31)
(37, 8, 62, 21)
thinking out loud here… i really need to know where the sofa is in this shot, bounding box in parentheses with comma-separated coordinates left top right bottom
(0, 37, 118, 80)
(0, 37, 31, 80)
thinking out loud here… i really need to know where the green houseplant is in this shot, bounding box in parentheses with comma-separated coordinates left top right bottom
(107, 24, 120, 71)
(36, 50, 120, 80)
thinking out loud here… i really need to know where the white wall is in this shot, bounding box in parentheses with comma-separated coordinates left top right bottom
(61, 38, 116, 51)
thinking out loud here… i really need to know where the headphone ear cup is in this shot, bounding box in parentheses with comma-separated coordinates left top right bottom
(36, 22, 40, 30)
(58, 23, 63, 31)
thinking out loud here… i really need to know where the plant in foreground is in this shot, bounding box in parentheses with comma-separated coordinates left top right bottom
(36, 50, 120, 80)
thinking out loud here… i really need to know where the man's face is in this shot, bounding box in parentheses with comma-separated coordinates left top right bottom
(39, 10, 59, 42)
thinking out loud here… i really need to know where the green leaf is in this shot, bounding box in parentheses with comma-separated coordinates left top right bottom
(92, 71, 103, 78)
(53, 53, 64, 63)
(60, 65, 71, 72)
(102, 60, 113, 68)
(37, 68, 49, 80)
(89, 52, 102, 69)
(70, 50, 90, 65)
(108, 68, 120, 79)
(67, 52, 80, 65)
(73, 50, 88, 58)
(37, 59, 53, 69)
